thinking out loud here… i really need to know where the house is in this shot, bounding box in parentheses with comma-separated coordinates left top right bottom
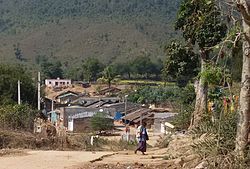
(98, 87, 121, 96)
(45, 78, 71, 87)
(153, 113, 178, 134)
(103, 102, 140, 114)
(55, 91, 79, 104)
(73, 81, 91, 88)
(72, 97, 120, 107)
(43, 97, 57, 113)
(61, 106, 115, 133)
(122, 108, 153, 125)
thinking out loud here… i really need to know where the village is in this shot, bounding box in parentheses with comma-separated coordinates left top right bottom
(35, 78, 177, 144)
(2, 0, 250, 169)
(0, 77, 188, 169)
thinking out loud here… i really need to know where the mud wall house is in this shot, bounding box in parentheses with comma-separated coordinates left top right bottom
(61, 106, 115, 133)
(103, 102, 141, 121)
(43, 97, 56, 112)
(55, 91, 79, 104)
(122, 108, 153, 126)
(153, 113, 178, 134)
(72, 97, 120, 108)
(98, 87, 121, 96)
(45, 78, 71, 87)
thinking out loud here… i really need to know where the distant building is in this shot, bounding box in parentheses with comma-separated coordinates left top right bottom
(60, 106, 114, 133)
(55, 91, 79, 104)
(45, 78, 71, 87)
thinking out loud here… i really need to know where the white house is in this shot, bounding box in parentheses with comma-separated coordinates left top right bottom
(45, 78, 71, 87)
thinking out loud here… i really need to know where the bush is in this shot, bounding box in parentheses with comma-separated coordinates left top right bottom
(0, 104, 36, 131)
(90, 112, 114, 133)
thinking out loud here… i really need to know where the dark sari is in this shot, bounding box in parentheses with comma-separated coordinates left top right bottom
(136, 127, 147, 152)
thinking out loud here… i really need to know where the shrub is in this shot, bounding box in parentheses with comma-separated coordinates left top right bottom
(0, 104, 36, 131)
(90, 112, 114, 133)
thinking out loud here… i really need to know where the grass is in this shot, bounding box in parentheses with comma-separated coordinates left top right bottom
(119, 80, 175, 86)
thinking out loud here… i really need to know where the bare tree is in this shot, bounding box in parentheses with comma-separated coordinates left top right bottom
(235, 0, 250, 157)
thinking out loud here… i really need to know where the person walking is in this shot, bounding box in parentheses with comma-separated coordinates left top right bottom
(125, 125, 130, 141)
(135, 122, 149, 155)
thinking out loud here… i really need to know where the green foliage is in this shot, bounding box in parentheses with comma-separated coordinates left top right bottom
(65, 67, 83, 81)
(0, 104, 36, 130)
(90, 112, 114, 132)
(163, 41, 199, 87)
(171, 84, 196, 129)
(199, 64, 223, 85)
(175, 0, 227, 48)
(128, 85, 196, 130)
(113, 62, 132, 79)
(41, 60, 63, 79)
(191, 112, 237, 157)
(130, 56, 158, 78)
(0, 64, 35, 105)
(0, 0, 181, 72)
(82, 58, 104, 82)
(128, 86, 179, 104)
(0, 0, 180, 26)
(103, 65, 116, 88)
(129, 84, 195, 105)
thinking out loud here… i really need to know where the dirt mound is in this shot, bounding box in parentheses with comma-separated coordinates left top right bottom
(77, 162, 173, 169)
(0, 130, 36, 149)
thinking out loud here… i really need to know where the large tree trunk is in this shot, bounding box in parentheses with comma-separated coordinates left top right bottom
(235, 1, 250, 157)
(189, 58, 208, 129)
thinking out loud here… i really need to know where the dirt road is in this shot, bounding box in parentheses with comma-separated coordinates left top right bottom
(0, 150, 114, 169)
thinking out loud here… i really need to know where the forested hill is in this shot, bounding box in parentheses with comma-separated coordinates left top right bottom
(0, 0, 180, 67)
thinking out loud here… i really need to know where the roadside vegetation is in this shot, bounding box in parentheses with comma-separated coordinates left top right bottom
(1, 0, 250, 168)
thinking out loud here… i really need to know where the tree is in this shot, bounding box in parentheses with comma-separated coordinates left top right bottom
(0, 64, 36, 105)
(175, 0, 227, 128)
(131, 56, 156, 78)
(90, 112, 114, 133)
(163, 41, 199, 87)
(113, 62, 132, 79)
(235, 1, 250, 157)
(103, 65, 116, 88)
(0, 104, 36, 130)
(14, 43, 24, 61)
(82, 58, 104, 82)
(41, 60, 63, 79)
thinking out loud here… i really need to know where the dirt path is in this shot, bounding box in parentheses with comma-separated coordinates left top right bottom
(70, 148, 171, 169)
(0, 150, 114, 169)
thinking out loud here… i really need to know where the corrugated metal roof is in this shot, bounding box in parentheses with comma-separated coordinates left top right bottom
(122, 108, 151, 121)
(154, 113, 178, 119)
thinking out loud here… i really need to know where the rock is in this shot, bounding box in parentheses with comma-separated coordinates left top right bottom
(183, 154, 199, 162)
(174, 158, 184, 167)
(195, 161, 208, 169)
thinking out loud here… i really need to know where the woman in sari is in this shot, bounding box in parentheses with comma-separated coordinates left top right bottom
(135, 122, 148, 155)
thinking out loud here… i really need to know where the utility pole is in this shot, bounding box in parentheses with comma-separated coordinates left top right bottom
(124, 95, 128, 124)
(38, 72, 41, 110)
(18, 80, 21, 105)
(51, 99, 54, 111)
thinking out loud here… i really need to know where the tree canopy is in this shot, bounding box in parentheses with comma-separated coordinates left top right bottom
(0, 64, 36, 105)
(82, 58, 104, 82)
(162, 41, 199, 86)
(176, 0, 227, 49)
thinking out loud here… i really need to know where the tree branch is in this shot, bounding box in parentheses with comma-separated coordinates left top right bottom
(237, 2, 250, 25)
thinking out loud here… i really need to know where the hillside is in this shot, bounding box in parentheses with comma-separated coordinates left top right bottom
(0, 0, 181, 68)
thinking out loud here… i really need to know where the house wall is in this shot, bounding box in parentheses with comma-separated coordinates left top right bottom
(45, 79, 71, 87)
(73, 118, 92, 133)
(154, 116, 175, 134)
(57, 95, 78, 104)
(63, 107, 114, 129)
